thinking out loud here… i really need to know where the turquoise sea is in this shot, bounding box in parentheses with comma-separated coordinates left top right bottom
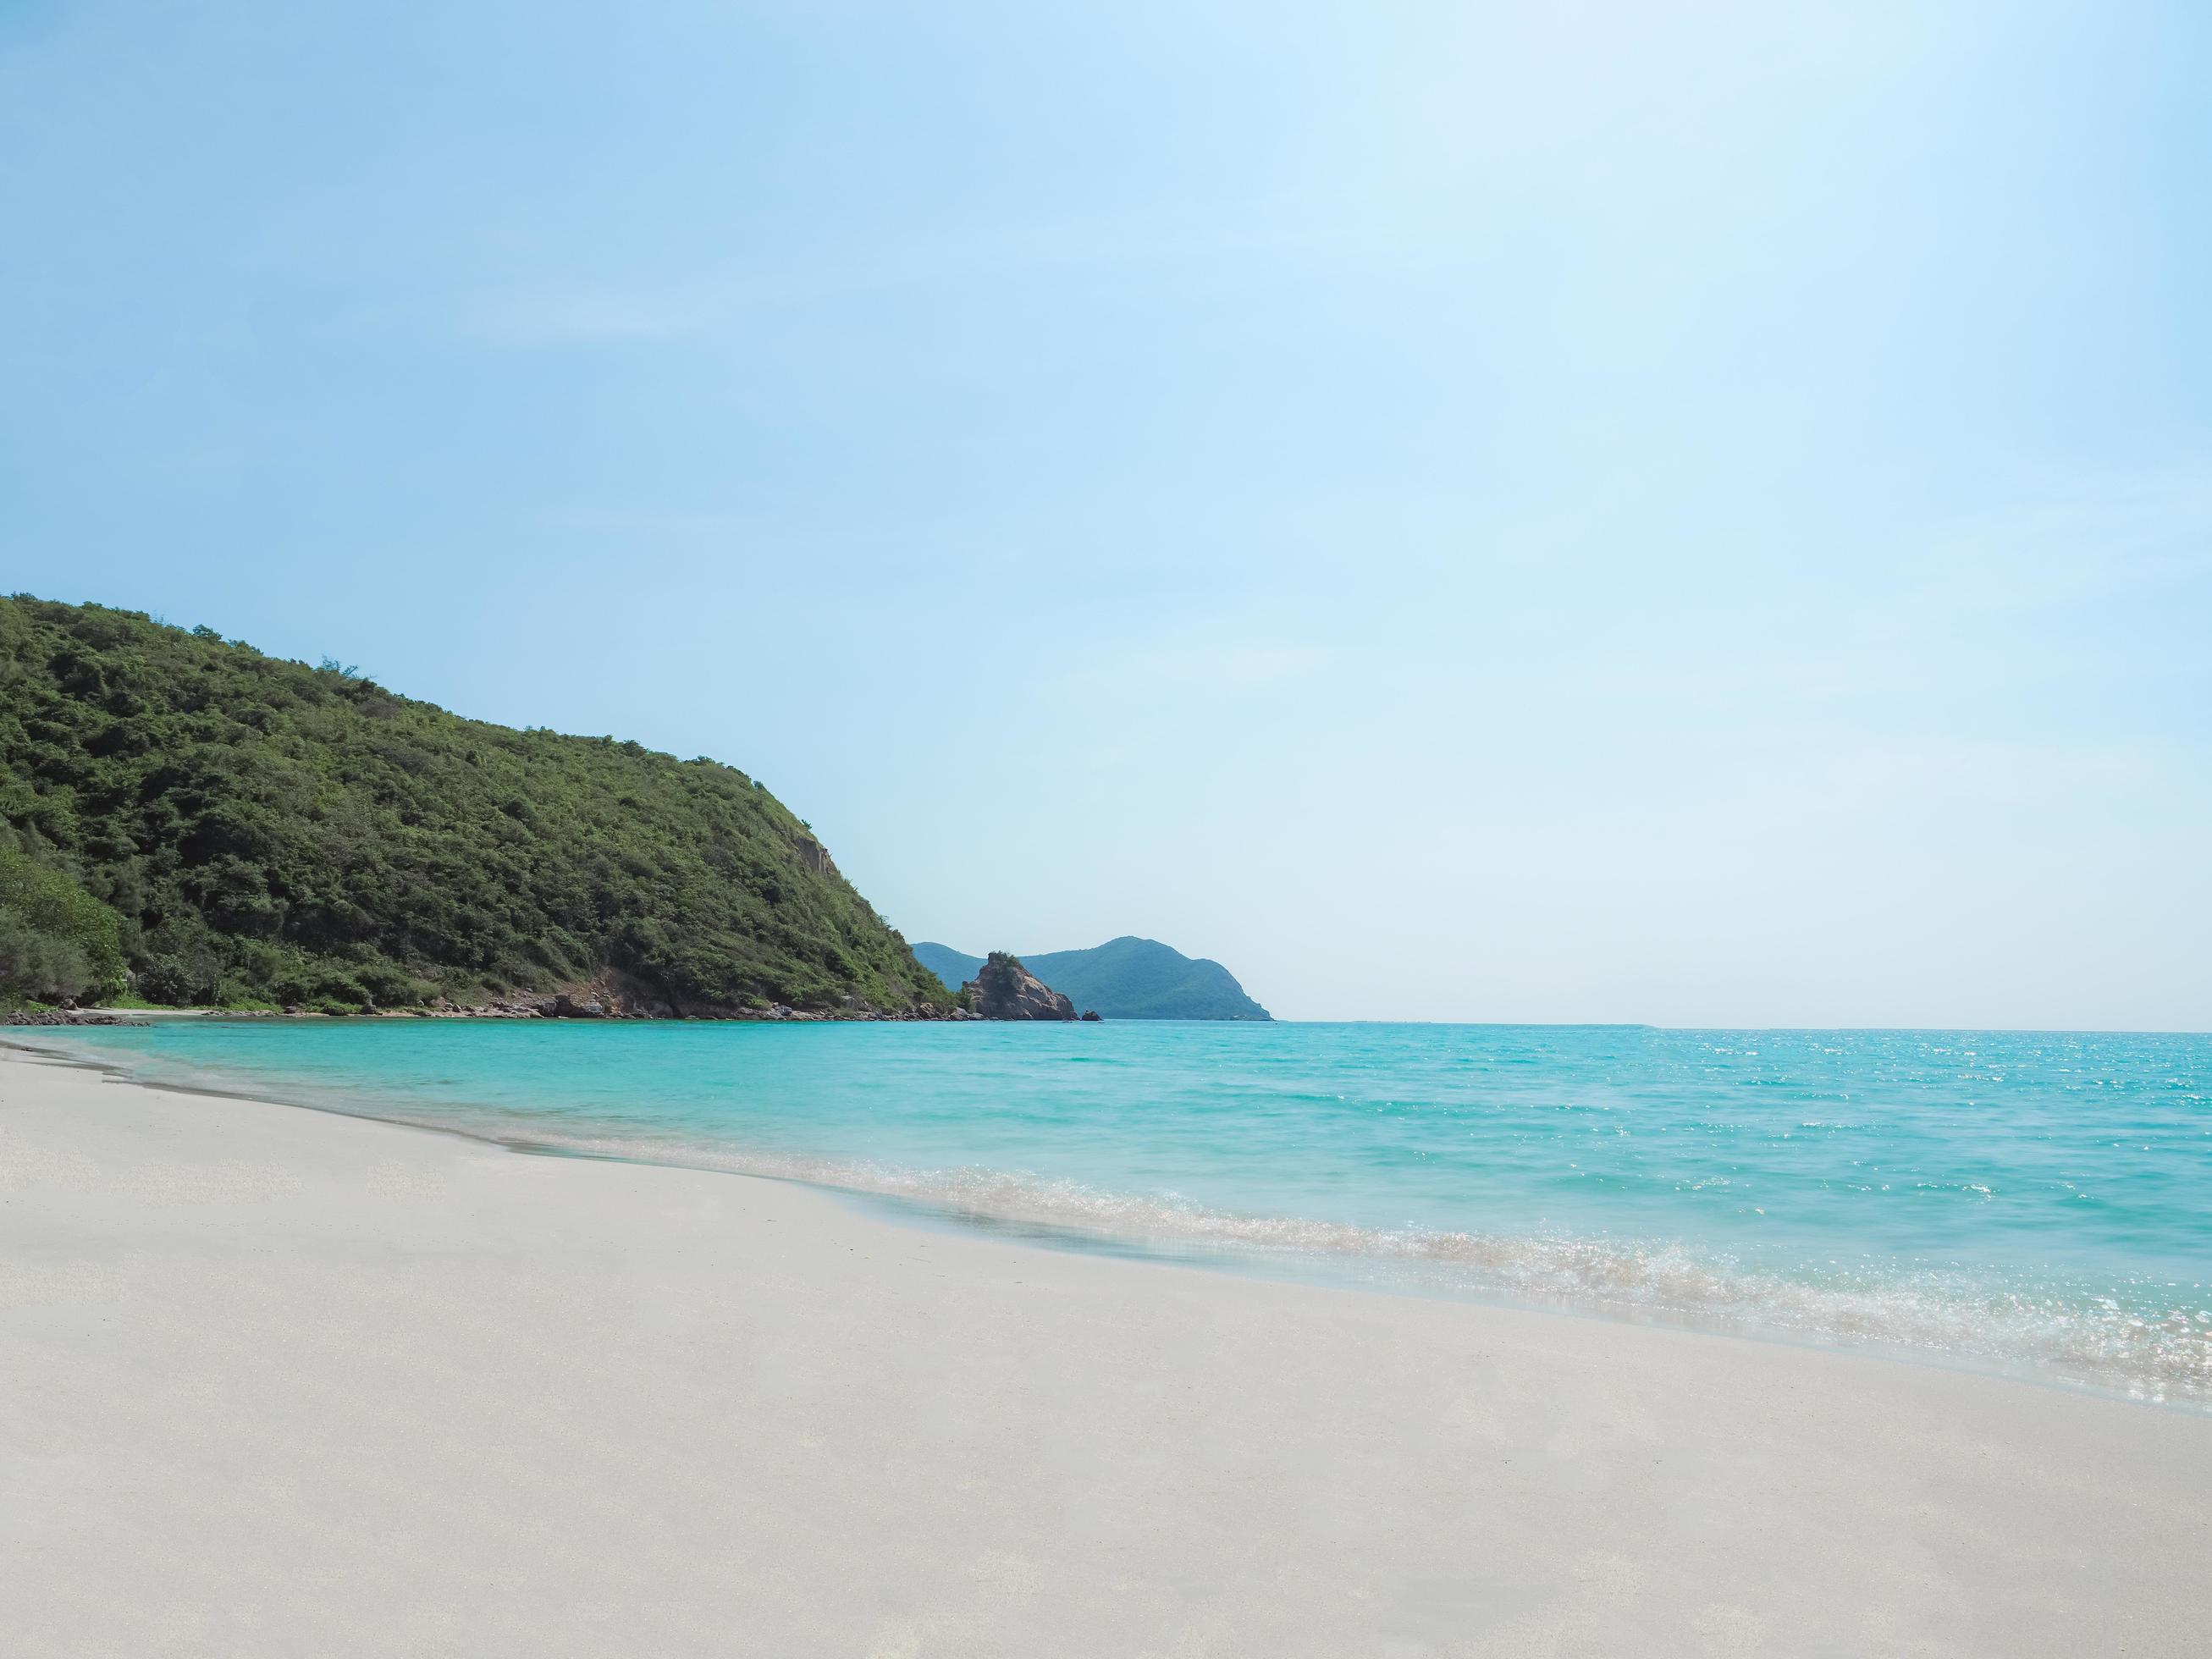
(27, 1019, 2212, 1408)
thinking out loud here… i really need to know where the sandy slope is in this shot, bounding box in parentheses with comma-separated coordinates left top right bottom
(3, 1042, 2207, 1656)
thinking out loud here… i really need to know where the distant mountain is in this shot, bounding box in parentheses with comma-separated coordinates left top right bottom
(911, 936, 1271, 1021)
(911, 943, 986, 993)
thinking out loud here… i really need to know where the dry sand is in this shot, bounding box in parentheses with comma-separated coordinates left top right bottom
(3, 1041, 2208, 1656)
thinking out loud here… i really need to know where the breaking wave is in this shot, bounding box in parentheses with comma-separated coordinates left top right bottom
(520, 1122, 2212, 1411)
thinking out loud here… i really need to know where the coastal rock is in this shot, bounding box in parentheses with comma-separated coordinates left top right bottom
(1080, 1009, 1101, 1022)
(962, 952, 1078, 1022)
(0, 1009, 151, 1027)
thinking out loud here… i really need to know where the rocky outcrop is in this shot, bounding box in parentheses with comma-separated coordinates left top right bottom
(963, 952, 1078, 1021)
(0, 1008, 150, 1027)
(404, 981, 959, 1022)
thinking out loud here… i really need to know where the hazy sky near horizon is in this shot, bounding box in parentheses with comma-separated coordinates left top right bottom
(5, 1, 2209, 1026)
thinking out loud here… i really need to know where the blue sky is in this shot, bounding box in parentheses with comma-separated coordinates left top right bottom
(4, 1, 2208, 1025)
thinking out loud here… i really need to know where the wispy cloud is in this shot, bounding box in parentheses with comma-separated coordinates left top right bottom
(472, 192, 1339, 346)
(1898, 460, 2212, 611)
(1047, 634, 1336, 703)
(485, 289, 722, 344)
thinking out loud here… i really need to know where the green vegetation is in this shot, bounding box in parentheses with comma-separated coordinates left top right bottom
(0, 843, 128, 1006)
(0, 596, 952, 1016)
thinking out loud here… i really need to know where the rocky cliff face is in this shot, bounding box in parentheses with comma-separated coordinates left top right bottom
(963, 952, 1078, 1021)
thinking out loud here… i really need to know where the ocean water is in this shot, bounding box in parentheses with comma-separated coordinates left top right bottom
(27, 1019, 2212, 1408)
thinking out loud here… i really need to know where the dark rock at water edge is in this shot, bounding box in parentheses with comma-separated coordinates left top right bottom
(963, 952, 1078, 1021)
(1, 1008, 150, 1027)
(405, 983, 960, 1022)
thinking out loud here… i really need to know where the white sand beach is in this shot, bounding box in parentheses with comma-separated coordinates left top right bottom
(4, 1041, 2208, 1657)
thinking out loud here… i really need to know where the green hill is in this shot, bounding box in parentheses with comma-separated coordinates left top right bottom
(0, 596, 952, 1017)
(912, 936, 1271, 1021)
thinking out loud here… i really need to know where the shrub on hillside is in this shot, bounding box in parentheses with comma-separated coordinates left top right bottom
(0, 844, 127, 1005)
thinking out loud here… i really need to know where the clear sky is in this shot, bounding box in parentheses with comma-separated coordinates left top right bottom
(5, 1, 2209, 1027)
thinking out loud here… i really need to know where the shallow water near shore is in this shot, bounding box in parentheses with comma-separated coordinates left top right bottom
(30, 1018, 2212, 1407)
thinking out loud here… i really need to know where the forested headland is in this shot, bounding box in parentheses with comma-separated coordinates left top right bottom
(0, 596, 951, 1017)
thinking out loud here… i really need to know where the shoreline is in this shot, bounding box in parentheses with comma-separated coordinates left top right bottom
(8, 1000, 967, 1024)
(6, 1042, 2210, 1654)
(40, 1006, 2212, 1033)
(14, 1028, 2210, 1419)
